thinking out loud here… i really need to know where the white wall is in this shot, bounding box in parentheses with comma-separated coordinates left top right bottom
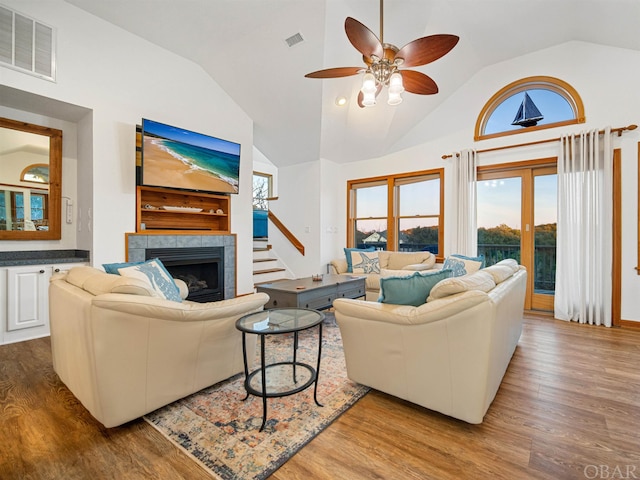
(276, 41, 640, 322)
(268, 161, 323, 277)
(253, 147, 278, 198)
(1, 0, 256, 295)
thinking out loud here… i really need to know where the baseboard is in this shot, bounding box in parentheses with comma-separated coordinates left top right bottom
(619, 319, 640, 329)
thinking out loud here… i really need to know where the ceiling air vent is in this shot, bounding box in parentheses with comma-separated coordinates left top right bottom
(0, 5, 56, 81)
(285, 32, 304, 48)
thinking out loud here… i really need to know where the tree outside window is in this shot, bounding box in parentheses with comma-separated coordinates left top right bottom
(253, 172, 272, 210)
(348, 169, 444, 258)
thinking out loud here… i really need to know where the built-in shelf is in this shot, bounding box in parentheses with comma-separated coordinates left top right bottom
(136, 186, 230, 233)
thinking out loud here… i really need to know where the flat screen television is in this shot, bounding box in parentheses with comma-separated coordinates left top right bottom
(140, 118, 240, 195)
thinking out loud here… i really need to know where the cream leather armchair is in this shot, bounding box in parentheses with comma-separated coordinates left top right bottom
(49, 266, 269, 428)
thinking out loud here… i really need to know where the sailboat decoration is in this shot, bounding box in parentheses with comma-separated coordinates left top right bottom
(511, 92, 544, 127)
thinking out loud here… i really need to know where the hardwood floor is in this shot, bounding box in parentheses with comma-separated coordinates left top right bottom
(1, 315, 639, 479)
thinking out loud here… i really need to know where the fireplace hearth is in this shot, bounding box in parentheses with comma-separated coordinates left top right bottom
(146, 247, 224, 303)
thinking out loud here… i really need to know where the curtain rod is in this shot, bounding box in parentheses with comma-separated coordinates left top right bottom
(441, 124, 637, 160)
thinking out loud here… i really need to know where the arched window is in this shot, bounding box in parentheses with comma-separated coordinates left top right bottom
(475, 76, 585, 141)
(20, 163, 49, 184)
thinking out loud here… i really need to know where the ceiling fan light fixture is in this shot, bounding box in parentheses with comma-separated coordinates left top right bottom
(361, 72, 377, 93)
(362, 90, 377, 107)
(304, 0, 459, 109)
(388, 72, 404, 94)
(387, 90, 403, 106)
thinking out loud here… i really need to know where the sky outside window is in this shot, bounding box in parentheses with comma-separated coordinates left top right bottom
(485, 89, 574, 136)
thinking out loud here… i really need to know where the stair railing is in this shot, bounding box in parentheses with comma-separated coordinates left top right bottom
(268, 210, 305, 255)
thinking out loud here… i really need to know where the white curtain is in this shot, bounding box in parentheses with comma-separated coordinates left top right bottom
(555, 127, 613, 326)
(452, 149, 477, 255)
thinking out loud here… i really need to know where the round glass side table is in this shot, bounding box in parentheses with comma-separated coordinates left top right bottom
(235, 307, 325, 431)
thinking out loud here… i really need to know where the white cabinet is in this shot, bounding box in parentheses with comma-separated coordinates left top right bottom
(6, 265, 50, 332)
(1, 262, 87, 345)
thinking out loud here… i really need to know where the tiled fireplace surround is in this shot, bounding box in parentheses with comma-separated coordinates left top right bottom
(125, 233, 236, 299)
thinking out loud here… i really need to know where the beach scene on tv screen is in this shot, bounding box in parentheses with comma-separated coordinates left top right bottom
(142, 119, 240, 194)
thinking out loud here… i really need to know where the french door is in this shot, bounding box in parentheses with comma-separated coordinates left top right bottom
(477, 160, 557, 312)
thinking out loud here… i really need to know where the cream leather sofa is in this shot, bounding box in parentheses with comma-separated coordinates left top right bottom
(329, 250, 438, 301)
(333, 260, 526, 424)
(49, 266, 269, 428)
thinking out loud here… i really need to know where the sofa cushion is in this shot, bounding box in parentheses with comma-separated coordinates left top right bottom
(378, 269, 453, 307)
(330, 258, 349, 275)
(495, 258, 519, 272)
(118, 258, 182, 302)
(66, 266, 106, 289)
(344, 247, 375, 273)
(83, 273, 157, 297)
(482, 265, 516, 284)
(380, 268, 416, 278)
(380, 251, 435, 270)
(442, 254, 484, 277)
(401, 263, 433, 271)
(350, 250, 381, 274)
(427, 270, 496, 301)
(362, 269, 413, 292)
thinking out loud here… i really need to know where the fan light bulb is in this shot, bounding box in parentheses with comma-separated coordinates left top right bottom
(387, 90, 403, 106)
(388, 72, 404, 94)
(362, 90, 377, 107)
(361, 72, 377, 94)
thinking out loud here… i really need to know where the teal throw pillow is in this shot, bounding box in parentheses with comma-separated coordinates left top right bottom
(103, 261, 143, 275)
(344, 247, 375, 273)
(378, 269, 453, 307)
(117, 258, 182, 302)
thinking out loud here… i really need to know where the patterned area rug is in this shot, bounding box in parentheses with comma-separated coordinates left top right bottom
(143, 314, 369, 480)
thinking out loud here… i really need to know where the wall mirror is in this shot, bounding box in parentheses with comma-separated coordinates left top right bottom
(0, 117, 62, 240)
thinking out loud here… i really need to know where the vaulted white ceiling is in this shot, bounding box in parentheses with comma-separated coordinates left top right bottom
(64, 0, 640, 167)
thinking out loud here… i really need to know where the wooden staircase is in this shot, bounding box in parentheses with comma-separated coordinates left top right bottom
(253, 238, 288, 285)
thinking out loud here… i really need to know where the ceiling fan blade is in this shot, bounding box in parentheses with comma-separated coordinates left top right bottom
(395, 34, 459, 68)
(401, 70, 439, 95)
(305, 67, 363, 79)
(345, 17, 384, 62)
(357, 84, 383, 108)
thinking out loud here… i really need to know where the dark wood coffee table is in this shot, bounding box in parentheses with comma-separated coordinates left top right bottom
(256, 274, 365, 310)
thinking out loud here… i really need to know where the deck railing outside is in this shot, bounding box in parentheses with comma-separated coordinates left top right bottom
(357, 242, 556, 294)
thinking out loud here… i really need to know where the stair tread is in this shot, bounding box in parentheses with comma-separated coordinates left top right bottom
(253, 258, 276, 263)
(253, 267, 286, 275)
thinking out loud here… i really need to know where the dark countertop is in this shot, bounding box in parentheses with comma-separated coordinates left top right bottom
(0, 249, 90, 267)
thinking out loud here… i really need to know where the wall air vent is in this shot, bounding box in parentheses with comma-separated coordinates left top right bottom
(0, 5, 56, 81)
(285, 32, 304, 48)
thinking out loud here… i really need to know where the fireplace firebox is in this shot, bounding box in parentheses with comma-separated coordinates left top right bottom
(145, 247, 224, 303)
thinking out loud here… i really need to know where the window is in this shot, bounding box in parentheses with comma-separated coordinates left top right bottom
(252, 172, 272, 210)
(475, 76, 585, 141)
(21, 164, 49, 183)
(4, 191, 47, 231)
(347, 169, 444, 258)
